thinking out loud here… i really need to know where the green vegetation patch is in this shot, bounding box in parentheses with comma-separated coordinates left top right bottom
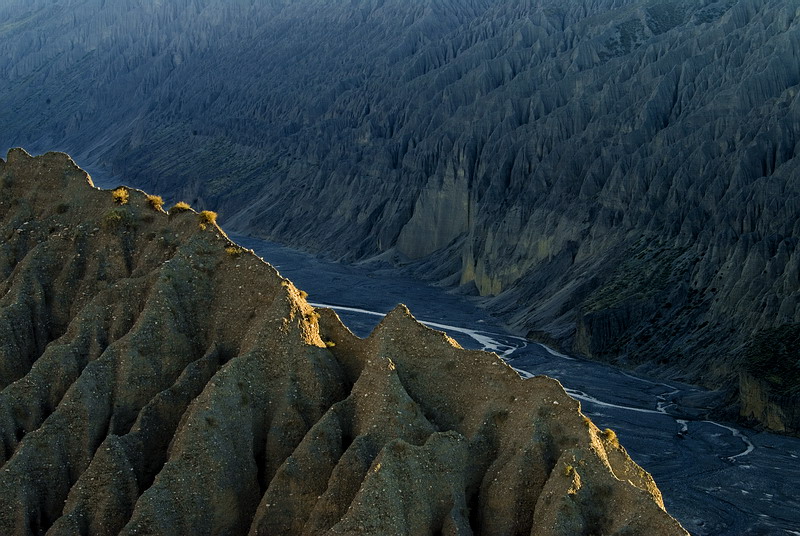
(741, 323, 800, 397)
(584, 239, 687, 312)
(102, 207, 135, 231)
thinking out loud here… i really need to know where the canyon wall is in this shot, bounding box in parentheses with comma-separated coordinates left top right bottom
(1, 0, 798, 431)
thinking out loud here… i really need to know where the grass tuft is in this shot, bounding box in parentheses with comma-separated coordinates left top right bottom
(169, 201, 192, 213)
(602, 428, 620, 447)
(198, 210, 217, 230)
(111, 187, 129, 205)
(146, 194, 164, 211)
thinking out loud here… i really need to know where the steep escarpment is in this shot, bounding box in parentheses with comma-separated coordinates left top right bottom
(1, 0, 798, 430)
(0, 149, 686, 535)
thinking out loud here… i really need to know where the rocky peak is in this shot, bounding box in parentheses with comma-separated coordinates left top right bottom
(0, 149, 686, 534)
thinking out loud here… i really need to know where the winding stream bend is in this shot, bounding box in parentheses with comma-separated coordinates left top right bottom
(231, 233, 800, 536)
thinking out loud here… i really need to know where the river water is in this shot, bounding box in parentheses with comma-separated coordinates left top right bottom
(230, 233, 800, 536)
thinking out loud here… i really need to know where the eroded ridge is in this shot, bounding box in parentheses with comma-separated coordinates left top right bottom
(0, 149, 686, 535)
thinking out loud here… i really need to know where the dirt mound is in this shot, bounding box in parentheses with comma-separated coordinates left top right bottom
(0, 149, 686, 534)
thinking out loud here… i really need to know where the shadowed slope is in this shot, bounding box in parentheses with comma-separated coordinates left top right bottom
(1, 0, 798, 432)
(0, 149, 686, 535)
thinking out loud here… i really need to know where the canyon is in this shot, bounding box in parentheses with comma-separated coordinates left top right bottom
(0, 149, 689, 534)
(0, 0, 797, 431)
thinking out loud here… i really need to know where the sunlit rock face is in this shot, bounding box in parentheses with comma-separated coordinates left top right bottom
(0, 150, 687, 535)
(1, 0, 798, 431)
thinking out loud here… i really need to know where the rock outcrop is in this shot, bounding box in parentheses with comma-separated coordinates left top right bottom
(1, 0, 797, 430)
(0, 149, 686, 535)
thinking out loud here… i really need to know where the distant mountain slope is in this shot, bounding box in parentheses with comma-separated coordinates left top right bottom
(0, 149, 687, 535)
(1, 0, 798, 432)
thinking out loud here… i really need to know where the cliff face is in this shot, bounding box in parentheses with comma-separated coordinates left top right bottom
(0, 149, 686, 535)
(1, 0, 798, 430)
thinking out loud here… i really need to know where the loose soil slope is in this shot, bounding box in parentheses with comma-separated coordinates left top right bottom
(0, 149, 686, 535)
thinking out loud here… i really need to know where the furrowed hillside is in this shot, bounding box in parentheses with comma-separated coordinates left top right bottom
(0, 149, 687, 535)
(1, 0, 798, 432)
